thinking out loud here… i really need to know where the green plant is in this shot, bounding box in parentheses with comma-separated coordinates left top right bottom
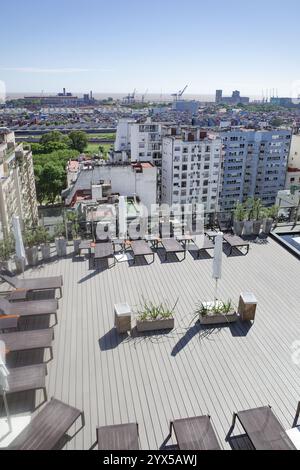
(194, 300, 234, 318)
(67, 211, 80, 239)
(252, 198, 263, 221)
(54, 222, 66, 239)
(233, 201, 245, 221)
(0, 235, 14, 261)
(244, 197, 254, 221)
(137, 298, 178, 321)
(267, 205, 279, 219)
(35, 225, 50, 244)
(23, 228, 38, 248)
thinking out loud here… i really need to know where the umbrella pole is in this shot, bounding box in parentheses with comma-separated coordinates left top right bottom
(3, 392, 12, 432)
(214, 279, 218, 303)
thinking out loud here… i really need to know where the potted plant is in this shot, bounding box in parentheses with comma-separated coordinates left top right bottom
(23, 228, 39, 266)
(232, 201, 245, 236)
(67, 211, 81, 255)
(252, 198, 263, 236)
(262, 205, 278, 234)
(136, 298, 177, 332)
(35, 226, 51, 260)
(54, 222, 67, 257)
(0, 236, 14, 270)
(243, 198, 254, 236)
(195, 299, 238, 325)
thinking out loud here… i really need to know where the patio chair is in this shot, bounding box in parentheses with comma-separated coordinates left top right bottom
(96, 423, 139, 450)
(223, 234, 249, 256)
(0, 271, 63, 299)
(194, 236, 215, 258)
(161, 238, 186, 261)
(3, 363, 48, 403)
(131, 240, 154, 264)
(0, 328, 54, 361)
(169, 416, 221, 450)
(0, 297, 59, 325)
(8, 398, 85, 450)
(227, 405, 296, 450)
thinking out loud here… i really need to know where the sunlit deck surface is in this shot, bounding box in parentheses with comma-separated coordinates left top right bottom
(1, 231, 300, 450)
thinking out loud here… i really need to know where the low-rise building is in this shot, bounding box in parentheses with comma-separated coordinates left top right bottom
(0, 128, 38, 238)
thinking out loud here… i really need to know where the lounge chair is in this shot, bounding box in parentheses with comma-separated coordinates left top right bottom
(194, 236, 215, 258)
(227, 405, 296, 450)
(3, 363, 48, 403)
(223, 234, 249, 256)
(0, 314, 19, 331)
(131, 240, 154, 264)
(0, 329, 54, 361)
(0, 271, 63, 299)
(0, 298, 59, 325)
(93, 242, 115, 268)
(169, 416, 221, 450)
(161, 238, 186, 261)
(96, 423, 139, 450)
(8, 398, 85, 450)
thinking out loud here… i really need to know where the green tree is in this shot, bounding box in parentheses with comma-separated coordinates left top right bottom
(40, 130, 65, 145)
(68, 131, 88, 153)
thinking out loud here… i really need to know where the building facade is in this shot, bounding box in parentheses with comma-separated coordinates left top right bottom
(0, 128, 38, 239)
(161, 128, 222, 215)
(285, 134, 300, 190)
(219, 129, 291, 211)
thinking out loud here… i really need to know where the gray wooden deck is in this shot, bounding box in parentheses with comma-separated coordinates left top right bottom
(1, 233, 300, 450)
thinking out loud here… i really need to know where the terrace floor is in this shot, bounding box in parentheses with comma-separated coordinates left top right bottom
(1, 231, 300, 450)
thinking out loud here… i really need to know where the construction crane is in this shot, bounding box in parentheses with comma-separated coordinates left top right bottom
(141, 88, 148, 103)
(171, 84, 188, 101)
(122, 89, 136, 105)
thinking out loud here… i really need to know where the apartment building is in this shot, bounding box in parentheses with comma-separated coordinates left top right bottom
(219, 128, 291, 211)
(114, 118, 135, 152)
(0, 128, 38, 239)
(161, 128, 222, 214)
(285, 134, 300, 189)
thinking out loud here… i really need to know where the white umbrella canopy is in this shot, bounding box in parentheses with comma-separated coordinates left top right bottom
(12, 216, 26, 271)
(212, 232, 223, 300)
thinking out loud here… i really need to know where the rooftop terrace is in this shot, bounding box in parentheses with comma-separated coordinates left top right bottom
(1, 231, 300, 449)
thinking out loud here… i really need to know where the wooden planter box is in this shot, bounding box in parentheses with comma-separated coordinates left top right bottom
(199, 311, 238, 325)
(136, 317, 174, 332)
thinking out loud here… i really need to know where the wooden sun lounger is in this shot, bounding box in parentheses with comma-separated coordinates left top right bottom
(93, 242, 115, 268)
(131, 240, 154, 264)
(170, 416, 221, 450)
(96, 423, 139, 450)
(4, 364, 47, 402)
(223, 234, 249, 256)
(8, 398, 85, 450)
(0, 272, 63, 298)
(0, 298, 59, 325)
(227, 406, 296, 450)
(162, 238, 186, 261)
(0, 329, 54, 361)
(0, 314, 20, 331)
(195, 236, 215, 258)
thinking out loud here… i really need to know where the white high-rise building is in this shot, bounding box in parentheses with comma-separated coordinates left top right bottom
(161, 128, 222, 214)
(0, 128, 38, 239)
(114, 118, 135, 152)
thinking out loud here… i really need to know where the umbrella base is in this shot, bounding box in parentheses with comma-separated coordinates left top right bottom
(0, 414, 31, 447)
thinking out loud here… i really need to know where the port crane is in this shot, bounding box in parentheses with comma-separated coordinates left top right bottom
(171, 84, 188, 101)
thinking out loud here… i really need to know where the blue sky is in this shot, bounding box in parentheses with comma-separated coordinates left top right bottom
(1, 0, 300, 96)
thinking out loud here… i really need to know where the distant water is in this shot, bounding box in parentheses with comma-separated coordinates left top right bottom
(5, 92, 261, 103)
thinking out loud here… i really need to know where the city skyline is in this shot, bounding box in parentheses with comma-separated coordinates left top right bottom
(1, 0, 300, 96)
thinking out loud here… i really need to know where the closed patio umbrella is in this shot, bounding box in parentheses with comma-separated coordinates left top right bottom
(115, 196, 133, 263)
(212, 232, 223, 301)
(12, 215, 26, 275)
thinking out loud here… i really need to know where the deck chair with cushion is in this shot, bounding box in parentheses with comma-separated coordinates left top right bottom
(131, 240, 155, 264)
(0, 297, 59, 325)
(0, 328, 54, 361)
(227, 405, 296, 450)
(8, 398, 85, 450)
(170, 416, 221, 450)
(96, 423, 139, 450)
(161, 238, 186, 261)
(93, 242, 115, 268)
(0, 271, 63, 299)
